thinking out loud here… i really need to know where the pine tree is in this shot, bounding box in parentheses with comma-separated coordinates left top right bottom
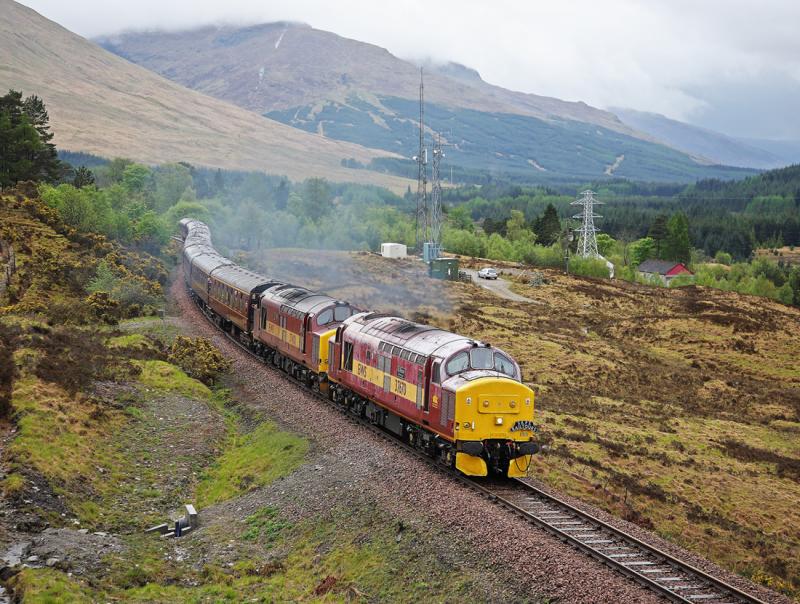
(72, 166, 96, 188)
(663, 212, 692, 264)
(533, 203, 562, 246)
(0, 90, 62, 187)
(21, 94, 61, 182)
(648, 214, 669, 258)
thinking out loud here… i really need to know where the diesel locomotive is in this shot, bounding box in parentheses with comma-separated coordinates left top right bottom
(180, 218, 539, 477)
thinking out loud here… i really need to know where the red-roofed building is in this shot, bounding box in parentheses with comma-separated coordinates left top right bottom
(636, 259, 694, 285)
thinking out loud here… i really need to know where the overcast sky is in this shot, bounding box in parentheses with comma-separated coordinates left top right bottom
(18, 0, 800, 140)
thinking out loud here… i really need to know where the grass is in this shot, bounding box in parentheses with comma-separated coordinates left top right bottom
(1, 472, 25, 495)
(137, 360, 211, 400)
(11, 505, 487, 603)
(196, 421, 308, 507)
(8, 568, 96, 604)
(8, 376, 127, 487)
(242, 506, 291, 543)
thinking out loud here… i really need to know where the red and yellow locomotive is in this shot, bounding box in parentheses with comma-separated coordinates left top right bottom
(180, 218, 538, 477)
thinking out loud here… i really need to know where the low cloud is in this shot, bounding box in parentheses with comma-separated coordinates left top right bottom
(19, 0, 800, 139)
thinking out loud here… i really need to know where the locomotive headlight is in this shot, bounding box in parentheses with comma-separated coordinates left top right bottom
(510, 400, 516, 408)
(525, 398, 531, 406)
(495, 417, 503, 425)
(466, 397, 472, 405)
(482, 400, 489, 408)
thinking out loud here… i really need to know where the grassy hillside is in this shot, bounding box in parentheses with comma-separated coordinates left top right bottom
(0, 0, 412, 192)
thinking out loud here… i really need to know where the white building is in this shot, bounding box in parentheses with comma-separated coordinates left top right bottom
(380, 243, 407, 259)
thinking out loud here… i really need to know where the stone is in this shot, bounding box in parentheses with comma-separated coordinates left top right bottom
(185, 504, 198, 528)
(145, 523, 169, 535)
(45, 558, 59, 567)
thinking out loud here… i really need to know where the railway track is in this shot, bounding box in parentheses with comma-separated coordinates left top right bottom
(192, 295, 770, 604)
(471, 479, 767, 604)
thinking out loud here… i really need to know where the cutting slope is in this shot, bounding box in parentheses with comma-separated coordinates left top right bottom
(0, 1, 410, 190)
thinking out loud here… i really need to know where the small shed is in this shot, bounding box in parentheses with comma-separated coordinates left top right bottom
(637, 259, 694, 285)
(429, 257, 460, 281)
(381, 243, 407, 259)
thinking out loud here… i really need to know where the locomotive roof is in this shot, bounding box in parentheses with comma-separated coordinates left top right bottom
(261, 284, 345, 314)
(347, 313, 476, 359)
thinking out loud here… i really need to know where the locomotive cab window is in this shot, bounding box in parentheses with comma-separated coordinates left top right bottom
(317, 308, 333, 326)
(334, 306, 351, 322)
(432, 362, 441, 384)
(469, 347, 494, 370)
(494, 352, 516, 377)
(446, 352, 469, 375)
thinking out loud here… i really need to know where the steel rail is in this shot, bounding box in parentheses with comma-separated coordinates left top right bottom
(471, 479, 768, 604)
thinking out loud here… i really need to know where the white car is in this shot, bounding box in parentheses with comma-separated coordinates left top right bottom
(478, 267, 498, 280)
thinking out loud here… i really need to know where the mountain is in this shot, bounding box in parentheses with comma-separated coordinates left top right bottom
(0, 1, 411, 191)
(735, 137, 800, 167)
(98, 23, 755, 184)
(611, 107, 790, 169)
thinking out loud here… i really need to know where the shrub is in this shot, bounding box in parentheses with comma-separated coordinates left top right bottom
(570, 257, 611, 279)
(168, 336, 231, 386)
(714, 250, 732, 265)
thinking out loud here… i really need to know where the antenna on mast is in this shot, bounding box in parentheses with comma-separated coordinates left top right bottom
(428, 132, 445, 260)
(413, 67, 428, 254)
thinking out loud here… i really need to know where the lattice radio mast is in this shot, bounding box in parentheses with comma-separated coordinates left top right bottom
(413, 67, 428, 253)
(570, 189, 604, 258)
(428, 132, 445, 259)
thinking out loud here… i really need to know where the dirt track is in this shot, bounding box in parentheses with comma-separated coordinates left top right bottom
(461, 268, 535, 302)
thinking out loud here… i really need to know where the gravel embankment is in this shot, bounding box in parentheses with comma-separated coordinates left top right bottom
(171, 277, 784, 604)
